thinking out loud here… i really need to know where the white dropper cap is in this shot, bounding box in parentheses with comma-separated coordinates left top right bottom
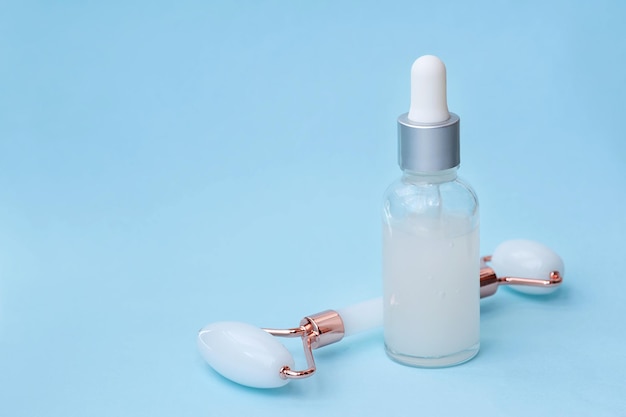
(398, 55, 459, 172)
(408, 55, 450, 123)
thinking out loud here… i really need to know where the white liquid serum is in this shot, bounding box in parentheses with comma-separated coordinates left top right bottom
(382, 56, 480, 367)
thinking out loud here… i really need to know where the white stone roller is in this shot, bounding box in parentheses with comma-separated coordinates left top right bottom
(197, 240, 564, 388)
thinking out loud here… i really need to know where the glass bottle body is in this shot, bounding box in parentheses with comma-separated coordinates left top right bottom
(382, 168, 480, 367)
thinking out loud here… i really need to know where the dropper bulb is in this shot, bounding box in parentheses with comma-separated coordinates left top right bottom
(408, 55, 450, 124)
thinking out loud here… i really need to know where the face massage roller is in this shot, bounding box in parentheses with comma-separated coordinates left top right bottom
(197, 239, 564, 388)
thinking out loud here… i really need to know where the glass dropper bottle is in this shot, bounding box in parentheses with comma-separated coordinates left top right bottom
(382, 55, 480, 367)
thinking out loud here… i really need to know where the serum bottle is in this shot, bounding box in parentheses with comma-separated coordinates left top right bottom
(382, 55, 480, 367)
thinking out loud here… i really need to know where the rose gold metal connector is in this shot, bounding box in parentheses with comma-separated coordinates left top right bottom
(479, 255, 563, 298)
(263, 310, 345, 380)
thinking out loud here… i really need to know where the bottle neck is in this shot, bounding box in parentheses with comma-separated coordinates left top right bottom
(401, 167, 458, 184)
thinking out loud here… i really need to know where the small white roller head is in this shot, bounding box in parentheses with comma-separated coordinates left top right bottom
(490, 239, 564, 295)
(197, 321, 294, 388)
(408, 55, 450, 124)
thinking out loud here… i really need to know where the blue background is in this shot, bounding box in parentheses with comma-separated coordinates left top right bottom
(1, 1, 625, 415)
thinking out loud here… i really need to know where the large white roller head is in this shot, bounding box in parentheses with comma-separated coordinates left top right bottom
(197, 321, 294, 388)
